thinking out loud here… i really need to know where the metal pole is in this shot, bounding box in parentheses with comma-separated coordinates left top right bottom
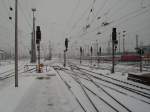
(118, 36, 120, 54)
(96, 40, 99, 66)
(140, 53, 142, 72)
(64, 50, 66, 67)
(80, 51, 82, 64)
(123, 38, 125, 54)
(112, 39, 115, 73)
(30, 32, 33, 62)
(136, 35, 139, 49)
(91, 48, 92, 65)
(111, 28, 117, 73)
(139, 48, 143, 72)
(37, 44, 40, 72)
(31, 8, 36, 63)
(15, 0, 18, 87)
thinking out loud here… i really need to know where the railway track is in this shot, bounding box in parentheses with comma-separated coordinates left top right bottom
(69, 64, 150, 99)
(53, 62, 150, 112)
(53, 65, 135, 112)
(69, 62, 150, 92)
(70, 73, 125, 112)
(0, 66, 36, 80)
(64, 66, 150, 105)
(0, 62, 26, 76)
(54, 68, 87, 112)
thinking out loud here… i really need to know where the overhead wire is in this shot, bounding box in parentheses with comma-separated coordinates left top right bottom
(69, 0, 97, 39)
(0, 0, 31, 56)
(107, 0, 131, 19)
(18, 31, 31, 55)
(0, 0, 14, 49)
(67, 0, 81, 31)
(89, 0, 110, 25)
(116, 6, 150, 26)
(72, 0, 122, 39)
(18, 1, 32, 30)
(77, 2, 150, 39)
(69, 0, 95, 34)
(86, 0, 130, 30)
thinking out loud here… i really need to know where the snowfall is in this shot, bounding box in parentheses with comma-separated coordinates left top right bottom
(0, 59, 150, 112)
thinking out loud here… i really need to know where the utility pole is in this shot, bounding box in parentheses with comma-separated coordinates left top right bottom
(118, 32, 121, 54)
(135, 35, 143, 72)
(64, 50, 66, 67)
(123, 38, 125, 54)
(140, 50, 143, 72)
(136, 35, 139, 49)
(30, 32, 33, 60)
(118, 36, 120, 54)
(48, 41, 52, 60)
(80, 47, 82, 64)
(96, 40, 99, 65)
(122, 30, 126, 54)
(98, 47, 101, 65)
(31, 8, 36, 63)
(112, 37, 115, 73)
(15, 0, 18, 87)
(90, 46, 93, 65)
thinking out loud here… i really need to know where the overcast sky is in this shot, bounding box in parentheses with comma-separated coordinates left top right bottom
(0, 0, 150, 56)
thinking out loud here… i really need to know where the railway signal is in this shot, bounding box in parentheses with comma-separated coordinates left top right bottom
(90, 46, 93, 65)
(136, 48, 144, 72)
(65, 38, 69, 51)
(80, 47, 82, 64)
(36, 26, 42, 73)
(64, 38, 69, 67)
(36, 26, 41, 44)
(112, 28, 118, 73)
(137, 48, 144, 55)
(98, 47, 101, 64)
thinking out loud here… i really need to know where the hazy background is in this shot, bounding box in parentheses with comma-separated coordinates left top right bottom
(0, 0, 150, 57)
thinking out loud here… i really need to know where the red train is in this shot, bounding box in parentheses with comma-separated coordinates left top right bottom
(121, 54, 141, 62)
(81, 54, 143, 62)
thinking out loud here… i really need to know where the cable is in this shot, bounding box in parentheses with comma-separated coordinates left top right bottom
(117, 7, 150, 25)
(70, 0, 118, 39)
(67, 0, 81, 29)
(78, 4, 150, 39)
(90, 0, 109, 25)
(18, 1, 32, 30)
(107, 0, 131, 19)
(69, 0, 95, 34)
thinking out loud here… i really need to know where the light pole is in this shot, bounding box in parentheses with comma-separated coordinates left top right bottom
(15, 0, 18, 87)
(31, 8, 36, 63)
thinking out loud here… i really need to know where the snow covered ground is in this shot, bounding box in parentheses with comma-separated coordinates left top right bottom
(0, 60, 84, 112)
(0, 59, 150, 112)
